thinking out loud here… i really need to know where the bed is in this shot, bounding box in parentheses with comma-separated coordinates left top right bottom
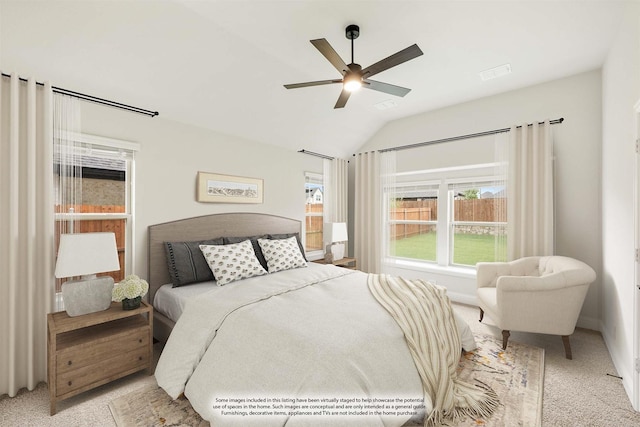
(149, 213, 493, 426)
(148, 212, 305, 342)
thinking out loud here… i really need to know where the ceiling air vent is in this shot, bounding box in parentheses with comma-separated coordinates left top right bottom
(479, 63, 512, 81)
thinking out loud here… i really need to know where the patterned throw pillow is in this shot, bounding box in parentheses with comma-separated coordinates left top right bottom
(223, 235, 269, 270)
(199, 240, 267, 286)
(257, 236, 307, 273)
(268, 233, 307, 261)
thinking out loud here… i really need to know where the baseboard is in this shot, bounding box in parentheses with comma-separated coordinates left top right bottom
(576, 314, 601, 331)
(448, 291, 477, 307)
(600, 320, 635, 409)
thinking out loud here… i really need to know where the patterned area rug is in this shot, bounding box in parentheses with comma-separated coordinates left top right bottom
(450, 334, 543, 426)
(109, 334, 543, 427)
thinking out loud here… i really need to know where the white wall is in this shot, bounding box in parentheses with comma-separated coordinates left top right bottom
(354, 70, 603, 329)
(78, 103, 323, 279)
(601, 2, 640, 407)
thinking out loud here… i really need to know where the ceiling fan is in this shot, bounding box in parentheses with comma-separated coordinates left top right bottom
(284, 24, 423, 109)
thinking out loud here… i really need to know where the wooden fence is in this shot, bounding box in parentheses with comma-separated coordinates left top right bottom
(303, 198, 507, 248)
(305, 204, 324, 251)
(392, 198, 505, 239)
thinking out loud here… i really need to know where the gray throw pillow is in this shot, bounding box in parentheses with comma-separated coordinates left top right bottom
(164, 237, 224, 287)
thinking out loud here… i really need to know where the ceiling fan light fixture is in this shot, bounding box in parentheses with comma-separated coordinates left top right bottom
(344, 75, 362, 92)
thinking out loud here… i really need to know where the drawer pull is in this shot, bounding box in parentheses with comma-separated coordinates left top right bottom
(68, 381, 72, 386)
(138, 356, 143, 361)
(67, 360, 72, 366)
(138, 339, 142, 343)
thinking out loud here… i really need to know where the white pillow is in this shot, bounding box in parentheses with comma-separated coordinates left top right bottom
(199, 240, 267, 286)
(258, 236, 307, 273)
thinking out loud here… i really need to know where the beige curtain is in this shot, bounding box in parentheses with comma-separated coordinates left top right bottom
(0, 74, 54, 397)
(354, 151, 395, 273)
(322, 158, 348, 223)
(355, 152, 380, 272)
(506, 120, 554, 259)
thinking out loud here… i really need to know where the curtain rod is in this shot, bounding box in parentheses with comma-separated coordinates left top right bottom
(375, 117, 564, 154)
(298, 149, 334, 160)
(1, 72, 159, 118)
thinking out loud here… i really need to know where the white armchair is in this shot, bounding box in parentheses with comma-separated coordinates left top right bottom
(476, 256, 596, 359)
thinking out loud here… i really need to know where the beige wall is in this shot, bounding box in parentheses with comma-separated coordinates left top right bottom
(354, 70, 603, 329)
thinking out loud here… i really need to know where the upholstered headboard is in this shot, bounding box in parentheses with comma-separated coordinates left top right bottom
(147, 212, 302, 304)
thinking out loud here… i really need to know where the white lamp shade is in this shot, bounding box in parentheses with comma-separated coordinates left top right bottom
(55, 232, 120, 278)
(324, 222, 348, 244)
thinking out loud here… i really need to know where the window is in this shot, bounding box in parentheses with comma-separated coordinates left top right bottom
(304, 172, 324, 256)
(389, 182, 439, 262)
(386, 164, 506, 268)
(54, 134, 138, 296)
(448, 179, 506, 266)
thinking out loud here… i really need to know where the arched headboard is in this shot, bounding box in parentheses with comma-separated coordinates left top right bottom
(147, 212, 302, 304)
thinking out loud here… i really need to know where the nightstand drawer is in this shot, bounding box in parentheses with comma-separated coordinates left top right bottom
(56, 346, 150, 396)
(57, 327, 149, 374)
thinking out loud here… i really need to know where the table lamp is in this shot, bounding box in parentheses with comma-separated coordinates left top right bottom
(55, 232, 120, 317)
(324, 222, 348, 262)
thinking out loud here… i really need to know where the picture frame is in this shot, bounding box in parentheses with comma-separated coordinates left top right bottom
(196, 172, 263, 204)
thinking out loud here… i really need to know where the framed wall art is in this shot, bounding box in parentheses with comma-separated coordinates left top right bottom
(196, 172, 263, 204)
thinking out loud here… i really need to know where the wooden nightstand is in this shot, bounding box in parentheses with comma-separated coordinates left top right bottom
(313, 256, 357, 270)
(47, 301, 153, 415)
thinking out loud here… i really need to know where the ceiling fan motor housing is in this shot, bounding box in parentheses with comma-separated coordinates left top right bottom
(348, 63, 362, 73)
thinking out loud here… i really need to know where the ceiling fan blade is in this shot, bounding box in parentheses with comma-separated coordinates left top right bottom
(334, 89, 351, 109)
(284, 79, 342, 89)
(363, 79, 411, 97)
(361, 44, 423, 79)
(311, 38, 349, 75)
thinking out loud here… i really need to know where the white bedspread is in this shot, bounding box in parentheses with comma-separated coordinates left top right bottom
(155, 264, 474, 426)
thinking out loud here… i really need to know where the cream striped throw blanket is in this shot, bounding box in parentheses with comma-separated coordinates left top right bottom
(368, 274, 499, 426)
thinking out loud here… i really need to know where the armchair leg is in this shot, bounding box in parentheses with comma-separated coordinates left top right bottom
(479, 308, 484, 322)
(562, 335, 573, 360)
(502, 330, 510, 350)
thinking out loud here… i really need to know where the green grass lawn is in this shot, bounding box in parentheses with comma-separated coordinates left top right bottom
(391, 232, 506, 266)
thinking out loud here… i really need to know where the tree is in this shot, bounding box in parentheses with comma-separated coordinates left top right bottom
(463, 189, 479, 199)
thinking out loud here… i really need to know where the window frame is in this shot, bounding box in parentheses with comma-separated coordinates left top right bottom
(385, 163, 505, 271)
(387, 179, 440, 264)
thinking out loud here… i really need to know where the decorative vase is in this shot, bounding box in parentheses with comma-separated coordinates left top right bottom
(122, 296, 141, 310)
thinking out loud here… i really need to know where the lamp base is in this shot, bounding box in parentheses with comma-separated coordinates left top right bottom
(331, 242, 345, 261)
(61, 276, 114, 317)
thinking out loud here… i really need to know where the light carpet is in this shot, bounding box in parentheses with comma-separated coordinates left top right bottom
(109, 334, 543, 427)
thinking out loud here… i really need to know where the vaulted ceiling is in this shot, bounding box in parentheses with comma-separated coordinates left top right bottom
(0, 0, 629, 158)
